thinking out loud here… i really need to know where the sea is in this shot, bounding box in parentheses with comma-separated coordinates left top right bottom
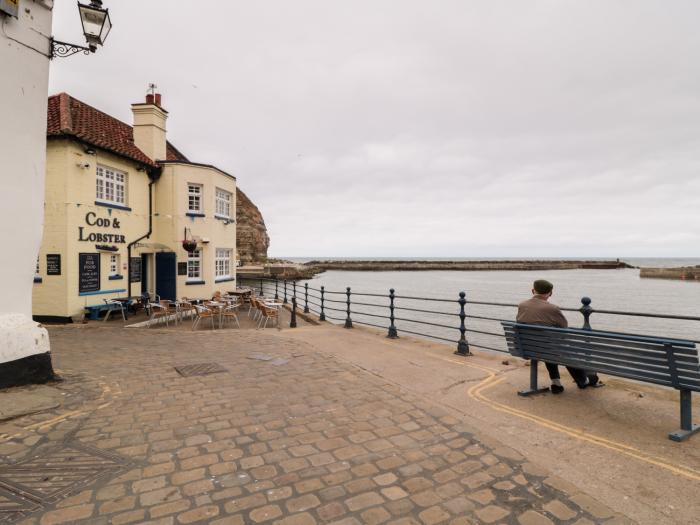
(279, 257, 700, 353)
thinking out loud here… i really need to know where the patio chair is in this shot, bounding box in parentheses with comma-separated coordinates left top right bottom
(193, 304, 217, 330)
(179, 298, 196, 323)
(257, 305, 279, 329)
(221, 303, 241, 328)
(103, 299, 126, 322)
(149, 303, 169, 327)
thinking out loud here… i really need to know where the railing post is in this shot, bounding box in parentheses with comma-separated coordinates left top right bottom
(275, 278, 279, 300)
(344, 287, 353, 328)
(283, 280, 288, 304)
(293, 281, 297, 303)
(259, 278, 263, 295)
(387, 288, 398, 339)
(319, 286, 326, 321)
(304, 283, 310, 313)
(290, 296, 297, 328)
(455, 291, 471, 356)
(580, 297, 593, 330)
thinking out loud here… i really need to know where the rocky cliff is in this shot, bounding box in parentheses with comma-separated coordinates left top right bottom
(236, 188, 269, 264)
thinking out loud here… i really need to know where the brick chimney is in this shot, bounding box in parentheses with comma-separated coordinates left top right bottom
(131, 92, 168, 161)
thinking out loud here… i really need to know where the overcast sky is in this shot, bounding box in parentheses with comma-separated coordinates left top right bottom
(49, 1, 700, 258)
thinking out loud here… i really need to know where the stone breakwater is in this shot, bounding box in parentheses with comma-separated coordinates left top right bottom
(249, 259, 633, 280)
(303, 259, 632, 272)
(640, 266, 700, 281)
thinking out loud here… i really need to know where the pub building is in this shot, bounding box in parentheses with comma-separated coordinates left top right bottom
(33, 92, 237, 321)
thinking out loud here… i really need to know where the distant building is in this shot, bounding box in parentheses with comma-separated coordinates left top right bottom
(0, 1, 54, 387)
(34, 93, 237, 321)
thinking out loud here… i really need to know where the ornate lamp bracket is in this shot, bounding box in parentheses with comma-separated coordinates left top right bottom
(49, 38, 94, 60)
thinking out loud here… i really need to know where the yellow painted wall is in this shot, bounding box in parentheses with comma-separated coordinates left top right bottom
(154, 163, 237, 300)
(35, 142, 237, 318)
(34, 140, 152, 318)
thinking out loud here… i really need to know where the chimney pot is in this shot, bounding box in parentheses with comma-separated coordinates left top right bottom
(155, 93, 162, 107)
(146, 93, 155, 105)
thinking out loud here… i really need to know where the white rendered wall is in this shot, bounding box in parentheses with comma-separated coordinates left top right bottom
(0, 1, 53, 363)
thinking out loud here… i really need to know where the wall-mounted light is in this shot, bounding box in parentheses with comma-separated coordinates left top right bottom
(84, 147, 96, 155)
(50, 1, 112, 59)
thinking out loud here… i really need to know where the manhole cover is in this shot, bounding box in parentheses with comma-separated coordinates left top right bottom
(174, 363, 227, 377)
(0, 443, 129, 523)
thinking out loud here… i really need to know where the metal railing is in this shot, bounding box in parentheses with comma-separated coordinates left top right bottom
(239, 277, 700, 355)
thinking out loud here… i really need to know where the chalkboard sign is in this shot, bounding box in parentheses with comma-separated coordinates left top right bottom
(46, 254, 61, 276)
(78, 253, 100, 293)
(130, 257, 142, 283)
(178, 262, 188, 276)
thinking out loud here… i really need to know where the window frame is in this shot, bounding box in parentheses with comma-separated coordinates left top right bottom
(187, 249, 202, 281)
(188, 183, 203, 213)
(96, 165, 128, 207)
(109, 254, 120, 276)
(215, 248, 232, 279)
(215, 188, 232, 219)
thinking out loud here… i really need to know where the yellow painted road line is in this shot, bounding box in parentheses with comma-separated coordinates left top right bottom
(431, 352, 700, 482)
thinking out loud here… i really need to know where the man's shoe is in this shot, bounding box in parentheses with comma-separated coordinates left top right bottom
(550, 384, 564, 394)
(588, 374, 601, 387)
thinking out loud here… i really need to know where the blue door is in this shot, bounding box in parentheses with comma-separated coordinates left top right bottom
(155, 252, 177, 301)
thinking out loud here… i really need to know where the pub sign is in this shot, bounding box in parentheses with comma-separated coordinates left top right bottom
(79, 253, 100, 293)
(46, 254, 61, 276)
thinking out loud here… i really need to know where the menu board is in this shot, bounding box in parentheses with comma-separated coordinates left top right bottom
(46, 254, 61, 276)
(78, 253, 100, 293)
(129, 257, 142, 283)
(178, 262, 188, 276)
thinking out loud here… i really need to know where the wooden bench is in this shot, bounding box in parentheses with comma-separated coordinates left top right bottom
(501, 321, 700, 441)
(83, 300, 127, 321)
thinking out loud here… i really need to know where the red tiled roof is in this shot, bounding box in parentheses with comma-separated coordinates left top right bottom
(47, 93, 189, 167)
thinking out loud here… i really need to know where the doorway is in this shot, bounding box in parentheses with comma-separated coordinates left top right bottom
(155, 252, 177, 301)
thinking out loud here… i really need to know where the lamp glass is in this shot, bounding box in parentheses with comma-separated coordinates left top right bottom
(78, 3, 110, 46)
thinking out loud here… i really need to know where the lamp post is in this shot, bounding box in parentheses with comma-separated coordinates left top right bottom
(50, 1, 112, 59)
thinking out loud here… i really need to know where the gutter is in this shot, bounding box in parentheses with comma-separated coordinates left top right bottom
(127, 166, 162, 296)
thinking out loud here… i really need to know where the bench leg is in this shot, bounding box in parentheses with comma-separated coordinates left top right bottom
(669, 390, 700, 442)
(518, 359, 550, 397)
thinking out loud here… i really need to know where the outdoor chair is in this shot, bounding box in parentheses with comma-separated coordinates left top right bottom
(179, 298, 196, 323)
(102, 299, 126, 322)
(221, 303, 241, 328)
(193, 304, 217, 330)
(257, 305, 279, 329)
(149, 303, 169, 327)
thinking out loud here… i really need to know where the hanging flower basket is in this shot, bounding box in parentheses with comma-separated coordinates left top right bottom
(182, 239, 197, 253)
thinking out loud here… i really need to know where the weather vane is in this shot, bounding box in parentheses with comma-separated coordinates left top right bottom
(148, 83, 158, 96)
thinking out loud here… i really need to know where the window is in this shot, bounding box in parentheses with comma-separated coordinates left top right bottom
(188, 184, 202, 213)
(215, 249, 232, 279)
(187, 250, 201, 280)
(96, 165, 127, 206)
(109, 254, 120, 276)
(35, 256, 40, 276)
(215, 188, 232, 218)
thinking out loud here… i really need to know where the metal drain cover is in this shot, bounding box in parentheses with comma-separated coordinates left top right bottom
(0, 443, 129, 523)
(174, 363, 227, 377)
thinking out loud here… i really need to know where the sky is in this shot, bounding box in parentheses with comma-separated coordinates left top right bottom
(49, 1, 700, 258)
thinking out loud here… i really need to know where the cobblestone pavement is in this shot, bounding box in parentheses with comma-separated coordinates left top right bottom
(0, 326, 629, 525)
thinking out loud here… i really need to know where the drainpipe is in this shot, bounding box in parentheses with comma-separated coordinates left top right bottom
(127, 166, 161, 296)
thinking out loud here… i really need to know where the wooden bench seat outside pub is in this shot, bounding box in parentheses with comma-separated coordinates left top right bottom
(501, 321, 700, 442)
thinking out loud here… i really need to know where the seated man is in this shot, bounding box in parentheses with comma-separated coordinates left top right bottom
(516, 279, 599, 394)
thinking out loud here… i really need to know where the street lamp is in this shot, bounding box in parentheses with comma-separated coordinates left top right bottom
(50, 1, 112, 59)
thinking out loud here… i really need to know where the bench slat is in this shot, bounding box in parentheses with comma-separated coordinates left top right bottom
(502, 321, 697, 349)
(513, 332, 700, 372)
(510, 328, 699, 357)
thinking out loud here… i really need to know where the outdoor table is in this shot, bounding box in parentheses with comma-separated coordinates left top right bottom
(206, 301, 226, 328)
(112, 297, 134, 320)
